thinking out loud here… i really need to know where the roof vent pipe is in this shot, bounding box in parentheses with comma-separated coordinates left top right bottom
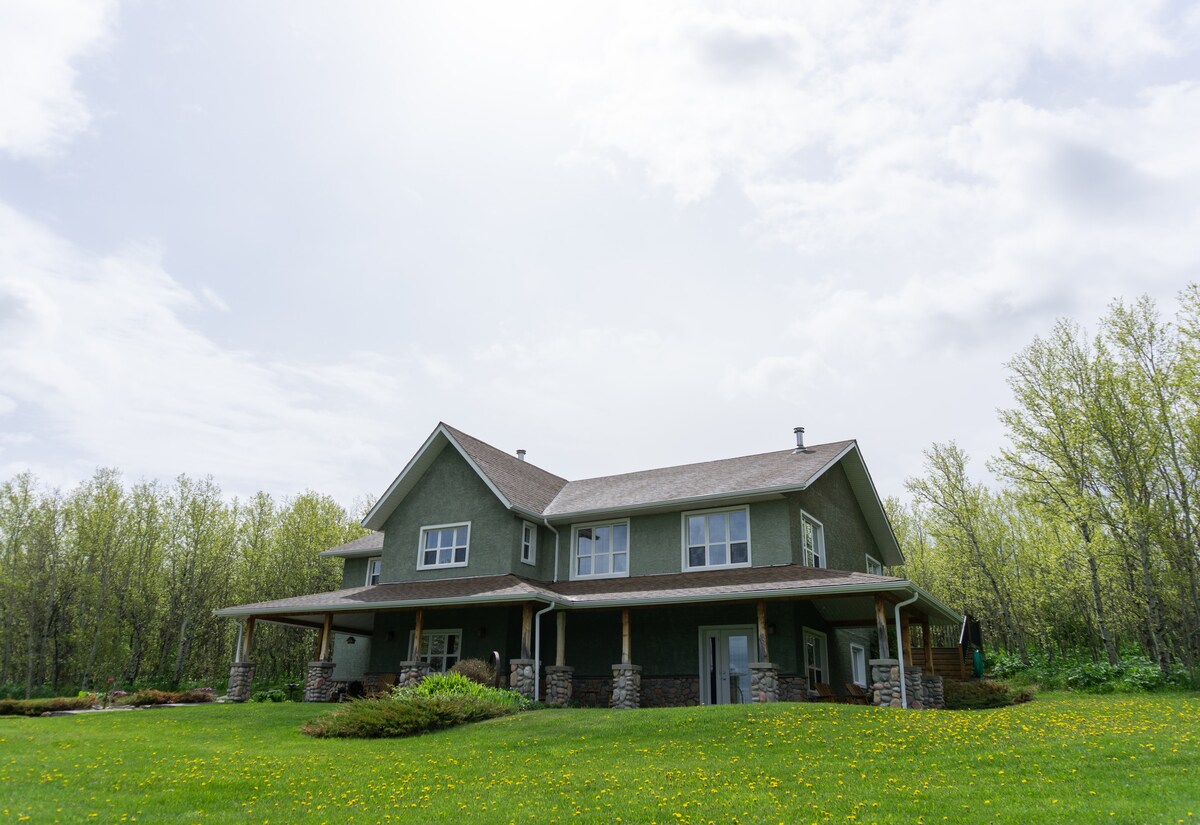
(516, 449, 526, 462)
(793, 427, 806, 453)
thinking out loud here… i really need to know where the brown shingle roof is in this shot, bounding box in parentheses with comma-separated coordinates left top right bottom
(318, 532, 384, 557)
(442, 423, 568, 514)
(544, 441, 855, 516)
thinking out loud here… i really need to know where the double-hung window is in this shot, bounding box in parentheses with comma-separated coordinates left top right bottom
(365, 556, 382, 585)
(803, 628, 829, 687)
(410, 629, 462, 673)
(684, 507, 751, 569)
(850, 643, 867, 687)
(521, 521, 537, 566)
(800, 511, 825, 568)
(418, 523, 470, 569)
(572, 520, 629, 579)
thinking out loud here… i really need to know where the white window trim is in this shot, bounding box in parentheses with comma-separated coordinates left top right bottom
(520, 520, 538, 567)
(569, 519, 631, 581)
(850, 642, 867, 687)
(800, 510, 825, 569)
(680, 505, 753, 571)
(865, 553, 883, 576)
(365, 556, 382, 586)
(407, 627, 463, 672)
(803, 626, 829, 689)
(416, 521, 472, 570)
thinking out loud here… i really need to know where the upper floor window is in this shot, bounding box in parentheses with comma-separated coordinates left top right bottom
(418, 522, 470, 569)
(366, 556, 382, 585)
(801, 511, 824, 568)
(521, 521, 537, 566)
(865, 554, 883, 576)
(683, 507, 751, 570)
(572, 520, 629, 579)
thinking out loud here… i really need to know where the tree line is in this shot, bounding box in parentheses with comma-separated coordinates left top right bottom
(892, 286, 1200, 673)
(0, 471, 365, 698)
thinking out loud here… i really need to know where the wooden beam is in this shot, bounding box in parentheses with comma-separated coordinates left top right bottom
(521, 603, 533, 659)
(318, 613, 333, 661)
(901, 613, 912, 663)
(412, 608, 425, 660)
(243, 617, 256, 662)
(874, 596, 890, 659)
(621, 608, 631, 665)
(756, 601, 769, 662)
(922, 620, 934, 672)
(556, 611, 566, 667)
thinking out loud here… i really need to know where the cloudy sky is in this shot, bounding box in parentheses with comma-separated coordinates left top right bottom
(2, 1, 1200, 507)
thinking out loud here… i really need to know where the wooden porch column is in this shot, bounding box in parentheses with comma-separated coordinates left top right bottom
(412, 608, 425, 659)
(874, 596, 890, 659)
(521, 603, 533, 659)
(317, 612, 333, 661)
(242, 617, 256, 662)
(756, 601, 770, 662)
(556, 611, 567, 666)
(900, 613, 912, 663)
(621, 608, 631, 665)
(922, 620, 934, 673)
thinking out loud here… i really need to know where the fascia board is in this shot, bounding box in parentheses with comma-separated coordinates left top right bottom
(214, 590, 565, 618)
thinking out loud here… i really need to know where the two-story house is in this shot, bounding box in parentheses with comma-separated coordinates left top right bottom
(217, 423, 960, 709)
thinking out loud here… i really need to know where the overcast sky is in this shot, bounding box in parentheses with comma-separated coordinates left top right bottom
(2, 1, 1200, 508)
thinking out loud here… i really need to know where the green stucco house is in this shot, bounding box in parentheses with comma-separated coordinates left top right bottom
(217, 423, 960, 709)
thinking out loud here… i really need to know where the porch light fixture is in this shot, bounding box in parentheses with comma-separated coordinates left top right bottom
(346, 636, 356, 645)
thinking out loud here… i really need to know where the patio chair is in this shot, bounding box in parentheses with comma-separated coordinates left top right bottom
(844, 683, 871, 705)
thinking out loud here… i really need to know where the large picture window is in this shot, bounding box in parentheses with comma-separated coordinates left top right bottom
(572, 520, 629, 579)
(410, 629, 462, 673)
(418, 523, 470, 569)
(801, 512, 825, 568)
(683, 507, 751, 570)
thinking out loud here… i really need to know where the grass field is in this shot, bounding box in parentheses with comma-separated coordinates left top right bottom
(1, 693, 1196, 824)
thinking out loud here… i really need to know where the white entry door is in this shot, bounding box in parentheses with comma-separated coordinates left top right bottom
(700, 626, 755, 705)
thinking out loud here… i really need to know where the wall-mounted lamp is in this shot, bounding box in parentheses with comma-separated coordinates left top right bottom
(346, 636, 356, 645)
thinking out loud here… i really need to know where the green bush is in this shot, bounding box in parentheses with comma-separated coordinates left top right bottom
(302, 694, 518, 738)
(943, 679, 1030, 710)
(391, 672, 530, 709)
(251, 689, 288, 703)
(0, 696, 96, 716)
(450, 657, 496, 685)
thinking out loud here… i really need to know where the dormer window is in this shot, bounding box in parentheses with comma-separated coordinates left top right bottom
(866, 554, 883, 576)
(801, 512, 824, 568)
(683, 506, 751, 570)
(418, 523, 470, 569)
(366, 556, 382, 585)
(520, 521, 537, 566)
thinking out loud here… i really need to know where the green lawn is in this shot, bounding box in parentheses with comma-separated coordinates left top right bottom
(1, 693, 1196, 824)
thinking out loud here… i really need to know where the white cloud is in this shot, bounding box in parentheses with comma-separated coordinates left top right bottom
(0, 0, 115, 156)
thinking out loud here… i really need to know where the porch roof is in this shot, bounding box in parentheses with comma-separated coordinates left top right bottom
(215, 564, 961, 626)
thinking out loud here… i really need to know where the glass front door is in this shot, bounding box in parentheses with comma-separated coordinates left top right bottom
(700, 626, 754, 705)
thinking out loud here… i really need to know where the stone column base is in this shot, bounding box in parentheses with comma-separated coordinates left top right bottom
(870, 658, 900, 707)
(611, 664, 641, 709)
(509, 658, 536, 700)
(921, 673, 945, 709)
(545, 665, 574, 706)
(749, 662, 779, 703)
(228, 661, 255, 702)
(903, 666, 926, 709)
(397, 661, 431, 689)
(304, 661, 336, 702)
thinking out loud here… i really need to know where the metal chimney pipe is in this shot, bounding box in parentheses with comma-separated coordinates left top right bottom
(516, 449, 526, 462)
(793, 427, 805, 452)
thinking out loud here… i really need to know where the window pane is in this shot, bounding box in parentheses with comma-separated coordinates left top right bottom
(688, 546, 705, 567)
(731, 542, 748, 564)
(612, 523, 628, 552)
(577, 528, 592, 557)
(594, 525, 611, 552)
(708, 513, 727, 542)
(429, 634, 446, 655)
(688, 516, 705, 546)
(456, 526, 468, 547)
(612, 552, 627, 573)
(577, 556, 592, 576)
(447, 635, 459, 654)
(425, 531, 438, 549)
(595, 554, 610, 575)
(438, 546, 452, 565)
(729, 510, 748, 541)
(454, 546, 467, 563)
(424, 549, 437, 566)
(440, 529, 453, 548)
(710, 543, 727, 566)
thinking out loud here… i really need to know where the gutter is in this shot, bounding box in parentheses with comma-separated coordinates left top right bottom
(894, 589, 920, 709)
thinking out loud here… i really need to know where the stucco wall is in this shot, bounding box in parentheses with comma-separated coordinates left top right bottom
(787, 463, 880, 573)
(341, 556, 369, 589)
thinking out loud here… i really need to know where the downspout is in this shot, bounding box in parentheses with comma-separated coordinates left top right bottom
(234, 621, 244, 662)
(543, 519, 560, 583)
(894, 590, 920, 709)
(532, 599, 556, 702)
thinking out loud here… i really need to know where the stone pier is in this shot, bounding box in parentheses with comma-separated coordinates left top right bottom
(544, 665, 574, 706)
(749, 663, 779, 703)
(921, 673, 945, 709)
(396, 660, 431, 689)
(610, 664, 641, 709)
(304, 661, 336, 702)
(227, 661, 255, 702)
(509, 658, 537, 701)
(870, 658, 944, 709)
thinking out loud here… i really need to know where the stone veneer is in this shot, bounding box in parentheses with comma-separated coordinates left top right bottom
(227, 661, 255, 702)
(641, 676, 701, 707)
(396, 660, 431, 689)
(749, 663, 780, 703)
(869, 658, 945, 709)
(610, 664, 642, 709)
(544, 666, 574, 706)
(572, 676, 613, 707)
(921, 673, 945, 709)
(304, 661, 336, 702)
(779, 674, 809, 702)
(509, 658, 536, 701)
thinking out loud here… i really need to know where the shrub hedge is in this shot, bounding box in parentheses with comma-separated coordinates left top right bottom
(943, 678, 1032, 710)
(302, 694, 518, 738)
(0, 696, 97, 716)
